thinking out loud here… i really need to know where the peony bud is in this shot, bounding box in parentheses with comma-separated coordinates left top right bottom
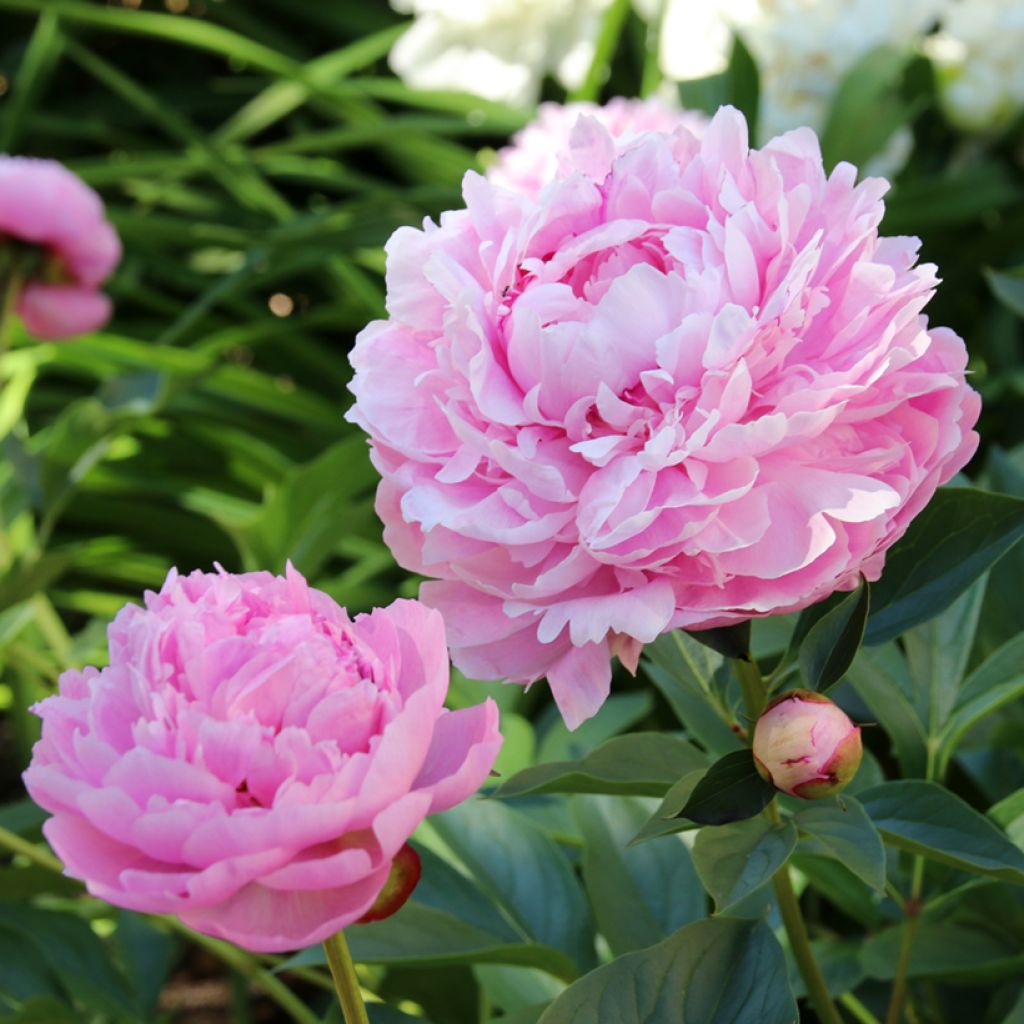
(752, 690, 862, 800)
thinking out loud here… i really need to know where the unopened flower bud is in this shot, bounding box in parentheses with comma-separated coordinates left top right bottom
(752, 690, 862, 799)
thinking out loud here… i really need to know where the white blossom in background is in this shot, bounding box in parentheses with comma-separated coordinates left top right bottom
(926, 0, 1024, 132)
(388, 0, 615, 107)
(657, 0, 947, 155)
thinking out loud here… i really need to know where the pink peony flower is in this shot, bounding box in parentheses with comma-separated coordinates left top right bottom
(752, 689, 862, 799)
(0, 156, 121, 340)
(347, 106, 980, 730)
(23, 566, 501, 952)
(489, 96, 708, 197)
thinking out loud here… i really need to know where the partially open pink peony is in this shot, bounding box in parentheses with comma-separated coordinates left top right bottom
(0, 156, 121, 340)
(23, 566, 501, 952)
(489, 96, 708, 197)
(753, 689, 862, 799)
(347, 106, 980, 730)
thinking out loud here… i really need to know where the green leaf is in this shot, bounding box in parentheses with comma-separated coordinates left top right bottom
(793, 797, 886, 893)
(676, 750, 776, 826)
(726, 35, 759, 137)
(863, 922, 1024, 984)
(428, 801, 596, 972)
(986, 266, 1024, 319)
(281, 903, 579, 981)
(536, 918, 796, 1024)
(902, 573, 987, 733)
(845, 643, 927, 777)
(866, 488, 1024, 645)
(792, 854, 885, 929)
(798, 579, 870, 692)
(989, 788, 1024, 851)
(820, 46, 913, 169)
(692, 818, 797, 913)
(536, 693, 653, 764)
(788, 938, 865, 1000)
(494, 733, 707, 800)
(859, 781, 1024, 883)
(628, 771, 706, 847)
(679, 749, 774, 827)
(575, 796, 706, 956)
(685, 621, 751, 661)
(937, 633, 1024, 775)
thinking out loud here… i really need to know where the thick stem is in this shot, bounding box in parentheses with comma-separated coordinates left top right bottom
(323, 930, 370, 1024)
(885, 859, 924, 1024)
(772, 862, 844, 1024)
(738, 660, 841, 1024)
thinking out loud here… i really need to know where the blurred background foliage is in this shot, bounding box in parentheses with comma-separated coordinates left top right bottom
(1, 1, 1024, 1022)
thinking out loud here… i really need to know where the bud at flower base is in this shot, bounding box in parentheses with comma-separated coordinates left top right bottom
(752, 690, 862, 799)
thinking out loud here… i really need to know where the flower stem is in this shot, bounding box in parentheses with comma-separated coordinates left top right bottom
(737, 659, 841, 1024)
(771, 855, 844, 1024)
(0, 267, 23, 356)
(323, 930, 370, 1024)
(885, 858, 924, 1024)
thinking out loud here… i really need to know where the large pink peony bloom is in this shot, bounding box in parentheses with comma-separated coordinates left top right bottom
(23, 566, 501, 952)
(347, 106, 980, 730)
(489, 96, 708, 197)
(0, 156, 121, 340)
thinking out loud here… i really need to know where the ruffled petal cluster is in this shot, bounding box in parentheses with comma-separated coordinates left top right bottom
(348, 107, 979, 729)
(0, 157, 121, 340)
(489, 97, 708, 198)
(388, 0, 614, 106)
(24, 567, 501, 952)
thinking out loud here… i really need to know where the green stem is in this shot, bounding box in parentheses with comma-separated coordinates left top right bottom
(885, 859, 924, 1024)
(323, 930, 370, 1024)
(771, 855, 844, 1024)
(0, 827, 319, 1024)
(0, 267, 23, 355)
(738, 658, 841, 1024)
(842, 992, 883, 1024)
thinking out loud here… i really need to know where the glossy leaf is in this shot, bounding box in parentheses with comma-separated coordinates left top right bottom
(798, 579, 869, 691)
(859, 781, 1024, 883)
(575, 796, 706, 956)
(676, 750, 776, 826)
(866, 488, 1024, 645)
(495, 733, 707, 800)
(793, 797, 886, 893)
(536, 918, 796, 1024)
(692, 818, 797, 912)
(684, 621, 751, 661)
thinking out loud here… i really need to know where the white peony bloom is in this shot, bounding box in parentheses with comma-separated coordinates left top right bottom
(926, 0, 1024, 131)
(658, 0, 947, 150)
(388, 0, 615, 107)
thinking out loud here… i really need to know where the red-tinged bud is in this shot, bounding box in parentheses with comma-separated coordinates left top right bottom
(356, 843, 421, 924)
(752, 689, 862, 800)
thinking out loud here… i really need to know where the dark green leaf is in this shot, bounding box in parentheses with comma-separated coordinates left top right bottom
(494, 733, 707, 800)
(986, 266, 1024, 319)
(788, 938, 865, 1000)
(866, 489, 1024, 645)
(536, 918, 796, 1024)
(793, 797, 886, 893)
(429, 801, 596, 972)
(859, 781, 1024, 883)
(692, 818, 797, 912)
(676, 750, 776, 826)
(726, 35, 759, 136)
(798, 579, 869, 691)
(576, 796, 706, 956)
(628, 771, 706, 847)
(684, 621, 751, 661)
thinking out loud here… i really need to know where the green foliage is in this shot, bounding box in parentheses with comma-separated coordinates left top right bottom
(2, 2, 1024, 1021)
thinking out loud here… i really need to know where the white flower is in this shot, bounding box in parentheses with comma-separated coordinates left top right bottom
(388, 0, 615, 107)
(926, 0, 1024, 131)
(658, 0, 947, 150)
